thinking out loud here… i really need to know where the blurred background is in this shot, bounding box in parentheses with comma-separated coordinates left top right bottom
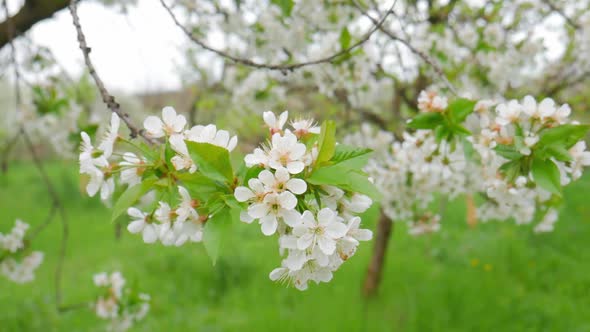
(1, 0, 590, 331)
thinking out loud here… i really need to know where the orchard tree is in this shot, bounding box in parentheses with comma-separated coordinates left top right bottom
(1, 0, 590, 330)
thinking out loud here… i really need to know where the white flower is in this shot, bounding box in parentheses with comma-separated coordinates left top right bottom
(98, 113, 120, 158)
(522, 96, 555, 120)
(263, 110, 288, 134)
(291, 118, 320, 138)
(126, 207, 159, 244)
(268, 131, 307, 174)
(176, 186, 199, 222)
(417, 90, 448, 113)
(186, 124, 238, 152)
(119, 152, 144, 186)
(244, 148, 269, 167)
(234, 178, 267, 205)
(143, 106, 187, 138)
(495, 100, 521, 126)
(247, 192, 300, 235)
(258, 168, 307, 195)
(293, 209, 348, 255)
(169, 134, 197, 173)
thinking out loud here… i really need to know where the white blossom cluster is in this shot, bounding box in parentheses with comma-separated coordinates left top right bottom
(93, 271, 150, 332)
(0, 219, 44, 283)
(466, 96, 590, 230)
(235, 111, 373, 290)
(348, 92, 590, 234)
(79, 107, 237, 247)
(344, 123, 472, 236)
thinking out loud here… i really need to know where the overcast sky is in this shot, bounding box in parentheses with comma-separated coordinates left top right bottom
(28, 0, 187, 94)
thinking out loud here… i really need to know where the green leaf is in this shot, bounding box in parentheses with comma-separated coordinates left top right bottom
(434, 125, 450, 142)
(339, 27, 351, 50)
(270, 0, 294, 17)
(531, 157, 561, 196)
(498, 159, 521, 183)
(316, 120, 336, 167)
(331, 144, 372, 165)
(407, 112, 444, 130)
(202, 206, 239, 265)
(111, 178, 157, 222)
(494, 144, 522, 160)
(176, 172, 226, 201)
(308, 166, 381, 200)
(544, 145, 572, 162)
(186, 142, 234, 183)
(448, 98, 476, 123)
(538, 124, 590, 149)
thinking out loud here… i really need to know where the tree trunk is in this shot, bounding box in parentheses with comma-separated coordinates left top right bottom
(363, 210, 393, 297)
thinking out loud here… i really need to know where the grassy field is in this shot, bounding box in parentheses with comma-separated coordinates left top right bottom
(1, 161, 590, 332)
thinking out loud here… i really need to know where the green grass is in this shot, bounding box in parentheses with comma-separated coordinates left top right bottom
(1, 161, 590, 332)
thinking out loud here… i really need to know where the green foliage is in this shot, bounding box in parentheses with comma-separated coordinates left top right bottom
(111, 178, 157, 222)
(494, 144, 523, 160)
(186, 142, 234, 183)
(315, 120, 336, 167)
(448, 98, 477, 123)
(538, 124, 590, 150)
(407, 112, 444, 130)
(339, 27, 351, 50)
(531, 157, 562, 196)
(202, 206, 239, 266)
(407, 97, 476, 143)
(270, 0, 294, 17)
(32, 85, 69, 115)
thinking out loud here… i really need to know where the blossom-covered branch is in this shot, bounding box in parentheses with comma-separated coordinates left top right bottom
(159, 0, 396, 74)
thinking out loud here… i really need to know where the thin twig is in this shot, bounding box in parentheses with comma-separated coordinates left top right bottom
(542, 0, 580, 30)
(159, 0, 396, 74)
(351, 0, 458, 95)
(2, 0, 78, 314)
(68, 0, 152, 143)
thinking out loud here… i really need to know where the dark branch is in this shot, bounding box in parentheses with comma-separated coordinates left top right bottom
(542, 0, 580, 30)
(159, 0, 396, 73)
(68, 0, 153, 143)
(0, 0, 69, 49)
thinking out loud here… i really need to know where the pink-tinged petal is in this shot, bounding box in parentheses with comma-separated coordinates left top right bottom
(278, 191, 297, 210)
(318, 236, 336, 255)
(142, 225, 158, 243)
(234, 187, 255, 202)
(258, 170, 275, 188)
(248, 203, 270, 219)
(127, 220, 145, 234)
(297, 233, 314, 250)
(286, 178, 307, 194)
(143, 116, 164, 137)
(271, 132, 281, 146)
(325, 221, 348, 238)
(227, 136, 238, 152)
(317, 208, 335, 225)
(289, 143, 306, 159)
(281, 209, 301, 227)
(286, 161, 305, 174)
(260, 216, 278, 235)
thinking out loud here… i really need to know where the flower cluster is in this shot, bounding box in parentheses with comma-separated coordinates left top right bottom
(348, 91, 590, 234)
(0, 219, 44, 283)
(78, 107, 237, 247)
(93, 271, 150, 332)
(235, 111, 373, 290)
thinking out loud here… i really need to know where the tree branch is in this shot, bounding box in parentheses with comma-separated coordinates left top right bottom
(68, 0, 152, 143)
(159, 0, 396, 74)
(0, 0, 70, 49)
(351, 0, 458, 95)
